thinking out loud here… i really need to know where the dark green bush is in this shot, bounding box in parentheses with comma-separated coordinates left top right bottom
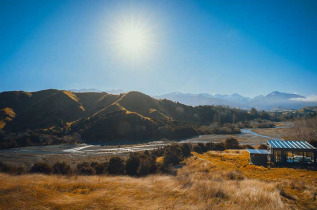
(52, 162, 71, 175)
(192, 145, 202, 153)
(205, 142, 214, 151)
(224, 137, 240, 149)
(30, 162, 52, 174)
(181, 143, 192, 157)
(125, 153, 140, 176)
(241, 144, 254, 149)
(94, 163, 108, 175)
(138, 158, 157, 176)
(258, 144, 267, 150)
(198, 143, 207, 153)
(163, 144, 183, 166)
(108, 157, 125, 175)
(213, 143, 225, 151)
(76, 162, 95, 175)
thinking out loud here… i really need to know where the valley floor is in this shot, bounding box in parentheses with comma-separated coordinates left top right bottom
(0, 124, 290, 169)
(0, 150, 316, 210)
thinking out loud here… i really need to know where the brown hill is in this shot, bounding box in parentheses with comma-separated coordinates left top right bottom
(0, 89, 253, 146)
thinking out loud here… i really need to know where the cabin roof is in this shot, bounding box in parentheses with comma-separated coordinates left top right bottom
(246, 149, 269, 154)
(267, 140, 315, 150)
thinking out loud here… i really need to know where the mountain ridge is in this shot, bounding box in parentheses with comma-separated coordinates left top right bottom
(155, 91, 316, 110)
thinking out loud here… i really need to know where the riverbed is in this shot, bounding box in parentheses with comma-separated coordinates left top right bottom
(0, 122, 293, 167)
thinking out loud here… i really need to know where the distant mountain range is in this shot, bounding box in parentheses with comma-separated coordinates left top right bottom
(155, 91, 317, 110)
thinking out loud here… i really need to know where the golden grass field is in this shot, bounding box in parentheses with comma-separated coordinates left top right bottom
(0, 150, 316, 210)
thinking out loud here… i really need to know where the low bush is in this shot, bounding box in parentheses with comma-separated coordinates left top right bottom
(241, 144, 254, 149)
(108, 157, 125, 175)
(76, 162, 95, 175)
(52, 162, 71, 175)
(125, 154, 140, 176)
(94, 163, 108, 175)
(198, 143, 207, 153)
(224, 137, 240, 149)
(138, 158, 157, 176)
(30, 162, 52, 174)
(258, 144, 267, 150)
(180, 143, 192, 157)
(163, 144, 183, 166)
(192, 145, 202, 154)
(0, 162, 24, 175)
(213, 143, 225, 151)
(205, 142, 214, 150)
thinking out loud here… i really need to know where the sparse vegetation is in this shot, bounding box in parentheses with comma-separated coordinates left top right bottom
(1, 149, 316, 209)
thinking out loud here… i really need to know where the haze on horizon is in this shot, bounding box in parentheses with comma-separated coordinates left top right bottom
(0, 0, 316, 98)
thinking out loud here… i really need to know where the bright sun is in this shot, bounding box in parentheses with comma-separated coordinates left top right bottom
(118, 24, 149, 56)
(111, 14, 155, 61)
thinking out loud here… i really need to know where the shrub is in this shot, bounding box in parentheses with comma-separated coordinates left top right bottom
(138, 158, 157, 176)
(94, 163, 108, 175)
(0, 162, 10, 173)
(0, 162, 24, 175)
(258, 144, 267, 150)
(225, 170, 244, 180)
(205, 142, 214, 151)
(78, 166, 95, 175)
(192, 145, 202, 154)
(125, 154, 140, 176)
(180, 143, 192, 157)
(241, 144, 254, 149)
(163, 144, 183, 166)
(224, 137, 240, 149)
(213, 143, 225, 151)
(198, 143, 207, 153)
(53, 162, 71, 175)
(156, 163, 168, 173)
(76, 162, 95, 175)
(30, 162, 52, 174)
(108, 157, 125, 175)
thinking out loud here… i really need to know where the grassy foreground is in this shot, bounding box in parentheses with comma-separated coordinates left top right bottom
(0, 150, 316, 209)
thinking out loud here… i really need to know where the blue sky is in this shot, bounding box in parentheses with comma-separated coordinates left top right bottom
(0, 0, 316, 97)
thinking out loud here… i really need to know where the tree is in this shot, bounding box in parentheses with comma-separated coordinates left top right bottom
(205, 142, 214, 151)
(250, 108, 258, 118)
(224, 137, 240, 149)
(94, 163, 108, 175)
(108, 157, 125, 175)
(213, 143, 225, 151)
(30, 162, 52, 174)
(192, 145, 202, 153)
(163, 144, 183, 166)
(181, 143, 192, 157)
(125, 154, 140, 176)
(53, 162, 71, 175)
(138, 158, 157, 176)
(198, 143, 207, 153)
(258, 144, 267, 150)
(76, 162, 95, 175)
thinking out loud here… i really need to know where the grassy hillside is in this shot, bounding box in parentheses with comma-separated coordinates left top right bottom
(0, 89, 280, 147)
(0, 150, 315, 209)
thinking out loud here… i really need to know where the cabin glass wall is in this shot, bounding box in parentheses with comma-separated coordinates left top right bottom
(293, 151, 303, 163)
(274, 150, 282, 163)
(304, 152, 314, 164)
(286, 151, 294, 163)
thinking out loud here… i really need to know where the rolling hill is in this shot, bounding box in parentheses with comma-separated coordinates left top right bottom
(0, 89, 254, 146)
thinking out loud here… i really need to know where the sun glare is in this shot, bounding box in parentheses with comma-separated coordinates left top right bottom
(109, 13, 156, 62)
(118, 24, 149, 56)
